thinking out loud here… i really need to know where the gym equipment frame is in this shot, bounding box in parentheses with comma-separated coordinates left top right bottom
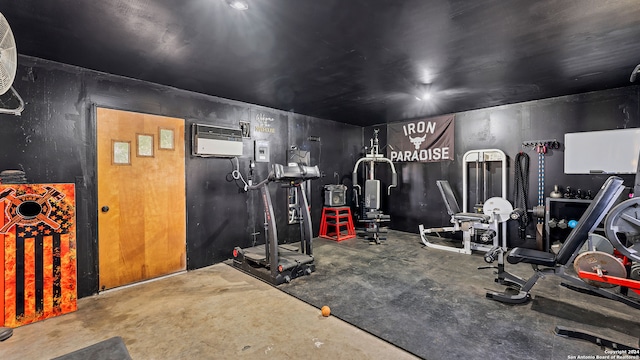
(463, 149, 509, 250)
(419, 149, 510, 261)
(232, 163, 320, 285)
(419, 180, 512, 260)
(352, 129, 398, 243)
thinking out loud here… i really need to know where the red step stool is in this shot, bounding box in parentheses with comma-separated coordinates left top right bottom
(319, 206, 356, 242)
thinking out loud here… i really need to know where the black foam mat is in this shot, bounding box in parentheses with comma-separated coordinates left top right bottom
(51, 336, 131, 360)
(278, 231, 640, 360)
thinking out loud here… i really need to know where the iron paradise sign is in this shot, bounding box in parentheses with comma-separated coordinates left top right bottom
(387, 114, 455, 162)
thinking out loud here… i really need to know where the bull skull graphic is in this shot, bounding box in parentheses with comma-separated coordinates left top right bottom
(409, 134, 427, 149)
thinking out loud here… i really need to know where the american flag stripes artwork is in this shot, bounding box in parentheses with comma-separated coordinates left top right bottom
(0, 184, 76, 327)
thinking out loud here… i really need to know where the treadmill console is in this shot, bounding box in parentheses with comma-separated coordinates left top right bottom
(272, 163, 320, 182)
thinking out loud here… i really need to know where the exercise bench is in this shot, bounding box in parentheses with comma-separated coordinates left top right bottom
(486, 176, 640, 308)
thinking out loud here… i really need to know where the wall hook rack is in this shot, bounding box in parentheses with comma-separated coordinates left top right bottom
(522, 139, 560, 153)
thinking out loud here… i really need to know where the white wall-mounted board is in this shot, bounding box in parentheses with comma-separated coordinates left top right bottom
(564, 128, 640, 174)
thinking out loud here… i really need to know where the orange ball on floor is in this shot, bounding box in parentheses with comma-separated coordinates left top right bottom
(321, 306, 331, 317)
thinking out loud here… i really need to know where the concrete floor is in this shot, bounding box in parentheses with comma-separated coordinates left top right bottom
(0, 263, 418, 360)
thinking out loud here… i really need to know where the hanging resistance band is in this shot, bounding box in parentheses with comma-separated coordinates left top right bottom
(537, 153, 544, 223)
(513, 152, 530, 239)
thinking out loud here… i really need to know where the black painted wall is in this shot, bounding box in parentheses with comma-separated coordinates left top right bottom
(372, 86, 640, 248)
(0, 56, 362, 298)
(2, 54, 638, 299)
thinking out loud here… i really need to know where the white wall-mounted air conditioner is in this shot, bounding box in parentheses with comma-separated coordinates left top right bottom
(192, 123, 243, 157)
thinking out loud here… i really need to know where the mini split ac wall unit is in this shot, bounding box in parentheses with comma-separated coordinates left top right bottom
(192, 123, 243, 157)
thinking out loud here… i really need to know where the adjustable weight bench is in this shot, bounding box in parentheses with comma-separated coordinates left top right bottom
(486, 176, 640, 309)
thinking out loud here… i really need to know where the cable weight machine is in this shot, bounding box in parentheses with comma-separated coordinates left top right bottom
(352, 129, 398, 243)
(463, 149, 510, 260)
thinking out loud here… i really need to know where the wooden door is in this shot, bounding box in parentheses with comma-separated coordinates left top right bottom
(97, 107, 186, 291)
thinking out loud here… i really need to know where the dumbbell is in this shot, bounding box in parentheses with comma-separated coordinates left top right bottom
(584, 190, 593, 200)
(563, 186, 574, 198)
(557, 219, 568, 229)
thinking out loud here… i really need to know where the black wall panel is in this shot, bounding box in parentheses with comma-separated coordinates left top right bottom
(285, 114, 363, 239)
(370, 86, 639, 248)
(2, 55, 638, 299)
(0, 56, 361, 298)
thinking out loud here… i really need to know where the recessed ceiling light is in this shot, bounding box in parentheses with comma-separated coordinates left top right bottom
(226, 0, 249, 10)
(415, 83, 433, 101)
(415, 92, 432, 101)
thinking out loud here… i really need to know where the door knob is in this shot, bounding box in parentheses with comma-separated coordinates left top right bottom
(101, 206, 109, 213)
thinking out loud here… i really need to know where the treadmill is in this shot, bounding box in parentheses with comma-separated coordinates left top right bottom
(232, 163, 320, 285)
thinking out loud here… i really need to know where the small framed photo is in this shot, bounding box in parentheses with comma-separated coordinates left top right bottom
(159, 128, 175, 150)
(239, 121, 251, 138)
(112, 140, 131, 165)
(137, 134, 154, 157)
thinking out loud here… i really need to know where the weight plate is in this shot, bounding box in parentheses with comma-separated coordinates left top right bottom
(574, 251, 627, 288)
(483, 197, 513, 223)
(604, 198, 640, 262)
(631, 264, 640, 281)
(532, 205, 545, 218)
(578, 233, 614, 254)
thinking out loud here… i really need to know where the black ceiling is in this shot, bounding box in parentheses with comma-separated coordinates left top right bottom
(2, 0, 640, 126)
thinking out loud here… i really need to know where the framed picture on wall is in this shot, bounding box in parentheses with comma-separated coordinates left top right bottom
(159, 128, 175, 150)
(137, 134, 154, 157)
(112, 140, 131, 165)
